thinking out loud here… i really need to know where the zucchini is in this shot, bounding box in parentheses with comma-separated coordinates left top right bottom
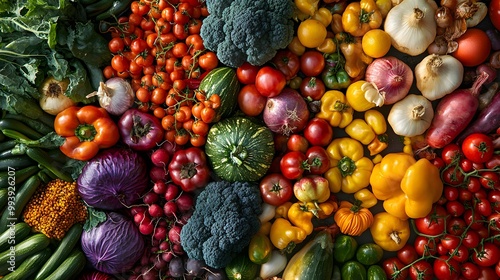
(0, 175, 41, 232)
(0, 165, 40, 188)
(0, 189, 7, 212)
(282, 230, 335, 280)
(0, 119, 43, 140)
(0, 223, 32, 252)
(35, 223, 83, 280)
(25, 147, 73, 182)
(2, 247, 52, 280)
(0, 233, 51, 275)
(198, 67, 240, 122)
(0, 140, 16, 154)
(0, 155, 36, 172)
(2, 113, 53, 135)
(45, 249, 86, 280)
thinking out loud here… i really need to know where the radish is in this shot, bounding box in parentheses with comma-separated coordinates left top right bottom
(152, 180, 167, 195)
(142, 192, 159, 205)
(164, 183, 180, 201)
(168, 224, 182, 245)
(425, 72, 490, 149)
(151, 148, 171, 167)
(149, 166, 168, 182)
(263, 87, 310, 135)
(148, 203, 164, 218)
(175, 192, 194, 212)
(163, 200, 178, 218)
(153, 225, 168, 241)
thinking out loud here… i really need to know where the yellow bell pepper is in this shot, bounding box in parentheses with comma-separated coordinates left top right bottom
(354, 189, 378, 208)
(345, 119, 376, 145)
(312, 7, 333, 26)
(288, 202, 315, 235)
(316, 90, 354, 128)
(368, 134, 388, 156)
(337, 33, 373, 79)
(325, 138, 373, 193)
(364, 109, 387, 135)
(370, 211, 410, 252)
(346, 80, 383, 112)
(270, 218, 308, 250)
(275, 201, 293, 220)
(341, 0, 383, 37)
(370, 153, 443, 220)
(294, 0, 319, 17)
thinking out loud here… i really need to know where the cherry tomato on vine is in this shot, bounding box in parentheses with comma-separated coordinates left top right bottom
(409, 260, 433, 280)
(479, 171, 500, 190)
(434, 256, 461, 280)
(441, 143, 463, 165)
(382, 257, 408, 280)
(472, 242, 500, 267)
(461, 262, 481, 280)
(396, 244, 418, 265)
(442, 166, 465, 186)
(414, 205, 447, 235)
(414, 236, 437, 257)
(462, 133, 494, 163)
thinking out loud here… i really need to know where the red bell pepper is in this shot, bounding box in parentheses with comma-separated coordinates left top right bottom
(168, 147, 210, 192)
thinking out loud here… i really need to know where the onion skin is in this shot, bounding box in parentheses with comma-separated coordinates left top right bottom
(263, 87, 310, 135)
(425, 73, 489, 149)
(365, 56, 413, 105)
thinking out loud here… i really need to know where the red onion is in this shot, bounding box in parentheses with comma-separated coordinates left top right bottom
(476, 63, 498, 84)
(486, 29, 500, 51)
(78, 271, 115, 280)
(263, 87, 310, 135)
(365, 56, 413, 105)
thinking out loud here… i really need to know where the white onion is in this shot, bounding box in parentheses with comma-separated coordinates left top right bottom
(39, 76, 75, 115)
(365, 56, 413, 105)
(86, 77, 134, 115)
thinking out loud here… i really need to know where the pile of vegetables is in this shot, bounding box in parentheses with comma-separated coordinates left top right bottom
(1, 0, 500, 279)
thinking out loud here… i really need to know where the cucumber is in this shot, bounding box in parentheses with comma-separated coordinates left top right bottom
(0, 119, 43, 140)
(0, 156, 36, 172)
(45, 249, 86, 280)
(0, 233, 51, 275)
(0, 189, 7, 212)
(0, 175, 41, 232)
(0, 223, 32, 252)
(2, 247, 52, 280)
(25, 147, 73, 182)
(0, 165, 40, 188)
(35, 223, 83, 280)
(0, 140, 16, 154)
(2, 113, 53, 135)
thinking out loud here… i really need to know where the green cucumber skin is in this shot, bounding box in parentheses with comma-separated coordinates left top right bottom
(34, 223, 83, 280)
(0, 119, 43, 140)
(45, 249, 87, 280)
(0, 156, 36, 172)
(0, 233, 51, 275)
(0, 165, 40, 189)
(3, 247, 52, 280)
(0, 223, 32, 252)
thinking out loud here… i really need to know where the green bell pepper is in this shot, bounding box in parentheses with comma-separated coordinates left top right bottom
(321, 53, 351, 90)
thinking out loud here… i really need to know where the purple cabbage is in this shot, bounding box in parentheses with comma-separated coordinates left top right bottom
(78, 270, 115, 280)
(77, 148, 148, 210)
(81, 212, 145, 274)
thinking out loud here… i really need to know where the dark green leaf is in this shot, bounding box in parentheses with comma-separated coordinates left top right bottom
(84, 207, 107, 232)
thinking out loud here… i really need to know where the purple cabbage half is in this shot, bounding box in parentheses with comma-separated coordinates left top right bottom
(77, 148, 148, 210)
(81, 212, 145, 274)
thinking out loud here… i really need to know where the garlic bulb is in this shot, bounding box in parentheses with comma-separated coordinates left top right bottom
(384, 0, 438, 56)
(388, 94, 434, 137)
(415, 54, 464, 101)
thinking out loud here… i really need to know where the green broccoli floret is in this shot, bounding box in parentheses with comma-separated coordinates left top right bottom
(180, 180, 262, 269)
(200, 0, 295, 68)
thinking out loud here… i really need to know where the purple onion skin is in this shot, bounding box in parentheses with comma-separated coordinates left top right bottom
(78, 271, 115, 280)
(456, 91, 500, 143)
(486, 29, 500, 51)
(77, 148, 148, 210)
(81, 212, 145, 275)
(263, 87, 310, 135)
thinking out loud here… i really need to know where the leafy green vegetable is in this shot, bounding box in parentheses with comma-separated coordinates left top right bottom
(84, 206, 107, 232)
(0, 0, 111, 117)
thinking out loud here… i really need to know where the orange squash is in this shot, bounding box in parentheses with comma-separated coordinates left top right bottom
(333, 200, 374, 236)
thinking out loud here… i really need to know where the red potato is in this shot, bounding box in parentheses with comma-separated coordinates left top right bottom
(425, 73, 489, 149)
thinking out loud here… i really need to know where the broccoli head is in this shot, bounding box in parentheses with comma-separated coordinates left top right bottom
(179, 180, 262, 269)
(200, 0, 295, 68)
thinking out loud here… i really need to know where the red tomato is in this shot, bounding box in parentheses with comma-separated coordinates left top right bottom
(304, 146, 330, 175)
(461, 262, 481, 280)
(441, 234, 461, 250)
(478, 266, 498, 280)
(489, 0, 500, 31)
(271, 49, 300, 80)
(303, 117, 333, 147)
(431, 157, 446, 170)
(462, 230, 481, 249)
(475, 198, 492, 217)
(300, 50, 325, 77)
(441, 143, 463, 165)
(462, 133, 494, 163)
(280, 151, 308, 180)
(382, 257, 408, 280)
(444, 185, 460, 201)
(237, 84, 267, 117)
(397, 244, 419, 265)
(496, 261, 500, 278)
(464, 208, 484, 230)
(447, 217, 467, 236)
(446, 200, 465, 217)
(449, 244, 469, 263)
(480, 171, 500, 190)
(467, 177, 482, 193)
(409, 260, 434, 280)
(254, 66, 286, 97)
(287, 134, 309, 153)
(236, 62, 260, 84)
(299, 76, 326, 101)
(488, 213, 500, 231)
(259, 173, 293, 206)
(472, 242, 500, 267)
(414, 205, 447, 236)
(442, 167, 465, 186)
(488, 190, 500, 212)
(434, 255, 460, 280)
(452, 28, 491, 67)
(414, 236, 437, 257)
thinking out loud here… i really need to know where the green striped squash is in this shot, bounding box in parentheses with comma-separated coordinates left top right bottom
(198, 67, 240, 122)
(205, 117, 274, 182)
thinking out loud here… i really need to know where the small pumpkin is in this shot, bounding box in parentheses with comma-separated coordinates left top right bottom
(334, 200, 374, 236)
